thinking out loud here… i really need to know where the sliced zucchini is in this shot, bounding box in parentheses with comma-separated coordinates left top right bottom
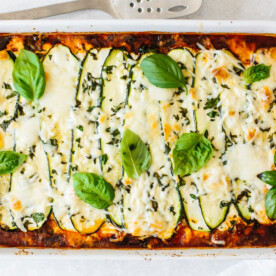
(193, 50, 233, 228)
(159, 49, 209, 232)
(217, 49, 274, 224)
(0, 51, 18, 230)
(233, 179, 253, 222)
(100, 49, 130, 227)
(123, 53, 181, 239)
(180, 182, 210, 232)
(69, 48, 110, 234)
(39, 44, 80, 231)
(9, 97, 51, 231)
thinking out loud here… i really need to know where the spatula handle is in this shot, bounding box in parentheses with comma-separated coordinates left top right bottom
(0, 0, 117, 20)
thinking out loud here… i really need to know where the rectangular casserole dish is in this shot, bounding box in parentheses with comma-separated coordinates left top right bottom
(0, 19, 275, 259)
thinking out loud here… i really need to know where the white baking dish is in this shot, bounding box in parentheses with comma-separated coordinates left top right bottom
(0, 20, 275, 259)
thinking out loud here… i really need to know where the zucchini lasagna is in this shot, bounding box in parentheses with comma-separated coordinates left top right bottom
(0, 32, 275, 248)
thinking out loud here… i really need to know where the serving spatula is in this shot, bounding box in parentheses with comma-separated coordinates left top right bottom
(0, 0, 202, 19)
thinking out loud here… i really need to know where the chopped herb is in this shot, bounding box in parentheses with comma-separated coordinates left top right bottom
(50, 139, 58, 147)
(207, 110, 219, 118)
(221, 84, 230, 89)
(151, 200, 158, 212)
(204, 97, 219, 110)
(101, 154, 108, 165)
(102, 65, 115, 74)
(190, 194, 197, 200)
(3, 82, 11, 90)
(0, 111, 7, 118)
(87, 106, 96, 112)
(168, 206, 176, 216)
(219, 200, 230, 208)
(6, 91, 17, 99)
(77, 125, 83, 131)
(111, 129, 120, 136)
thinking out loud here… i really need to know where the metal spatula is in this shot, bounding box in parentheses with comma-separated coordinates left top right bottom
(0, 0, 202, 19)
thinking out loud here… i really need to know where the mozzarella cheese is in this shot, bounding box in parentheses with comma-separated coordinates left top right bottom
(0, 45, 274, 237)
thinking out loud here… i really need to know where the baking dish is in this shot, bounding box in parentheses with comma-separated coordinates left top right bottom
(0, 19, 275, 259)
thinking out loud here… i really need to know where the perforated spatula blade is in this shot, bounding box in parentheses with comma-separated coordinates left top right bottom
(0, 0, 202, 19)
(114, 0, 202, 19)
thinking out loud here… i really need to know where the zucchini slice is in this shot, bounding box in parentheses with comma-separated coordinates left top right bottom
(100, 49, 131, 227)
(164, 49, 210, 232)
(180, 182, 210, 232)
(69, 48, 110, 234)
(217, 49, 274, 224)
(123, 53, 182, 239)
(233, 179, 253, 222)
(193, 50, 233, 229)
(0, 51, 18, 230)
(39, 44, 80, 231)
(9, 97, 51, 231)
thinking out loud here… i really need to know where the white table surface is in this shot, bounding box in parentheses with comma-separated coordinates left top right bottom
(0, 1, 275, 275)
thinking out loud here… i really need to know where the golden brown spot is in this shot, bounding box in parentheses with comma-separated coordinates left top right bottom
(202, 174, 209, 181)
(229, 111, 235, 116)
(189, 88, 197, 100)
(212, 66, 229, 82)
(0, 50, 9, 60)
(269, 47, 276, 60)
(246, 128, 256, 141)
(99, 115, 106, 123)
(125, 178, 132, 185)
(6, 37, 24, 54)
(260, 86, 274, 109)
(0, 132, 4, 149)
(12, 199, 22, 211)
(163, 123, 171, 140)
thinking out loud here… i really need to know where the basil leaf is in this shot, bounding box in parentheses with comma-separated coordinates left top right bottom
(120, 129, 151, 179)
(140, 54, 187, 91)
(257, 171, 276, 186)
(0, 151, 27, 175)
(265, 187, 276, 220)
(12, 49, 46, 102)
(73, 172, 115, 209)
(243, 64, 271, 84)
(173, 132, 213, 176)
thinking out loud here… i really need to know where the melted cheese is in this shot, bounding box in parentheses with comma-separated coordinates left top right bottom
(0, 52, 17, 230)
(69, 48, 109, 234)
(0, 45, 274, 237)
(39, 44, 80, 231)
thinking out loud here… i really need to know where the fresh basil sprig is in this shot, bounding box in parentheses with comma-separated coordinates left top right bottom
(257, 153, 276, 220)
(173, 132, 213, 176)
(12, 49, 46, 102)
(140, 54, 188, 92)
(73, 172, 115, 209)
(120, 129, 151, 179)
(0, 151, 27, 175)
(243, 64, 271, 84)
